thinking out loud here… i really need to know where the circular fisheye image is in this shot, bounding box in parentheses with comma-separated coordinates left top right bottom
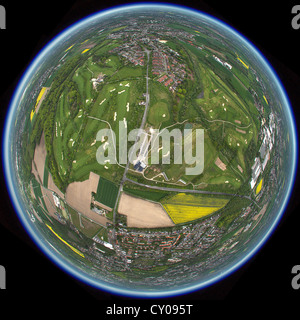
(3, 3, 297, 297)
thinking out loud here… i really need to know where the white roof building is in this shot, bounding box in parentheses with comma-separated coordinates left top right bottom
(53, 193, 61, 208)
(250, 157, 262, 189)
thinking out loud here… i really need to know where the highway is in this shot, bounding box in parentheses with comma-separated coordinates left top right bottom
(140, 49, 151, 131)
(124, 177, 253, 201)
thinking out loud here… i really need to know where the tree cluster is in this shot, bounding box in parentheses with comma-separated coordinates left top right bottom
(32, 55, 84, 191)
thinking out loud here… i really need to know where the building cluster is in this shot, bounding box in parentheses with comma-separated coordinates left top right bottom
(91, 193, 110, 216)
(76, 193, 243, 284)
(53, 193, 61, 208)
(250, 112, 275, 189)
(111, 41, 145, 66)
(153, 47, 187, 92)
(133, 160, 147, 172)
(212, 54, 232, 70)
(106, 20, 191, 93)
(93, 234, 114, 250)
(91, 72, 105, 89)
(110, 214, 224, 269)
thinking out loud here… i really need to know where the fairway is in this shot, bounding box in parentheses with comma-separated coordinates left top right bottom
(162, 193, 229, 224)
(148, 101, 170, 125)
(148, 81, 172, 127)
(68, 60, 145, 185)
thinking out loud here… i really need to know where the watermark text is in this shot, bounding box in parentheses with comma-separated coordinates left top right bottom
(96, 121, 204, 175)
(0, 5, 5, 29)
(292, 5, 300, 30)
(0, 265, 6, 289)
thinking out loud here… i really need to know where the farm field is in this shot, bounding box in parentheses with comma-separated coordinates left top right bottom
(118, 193, 174, 228)
(67, 203, 103, 238)
(30, 87, 49, 121)
(46, 223, 85, 258)
(94, 176, 119, 209)
(256, 178, 263, 195)
(65, 172, 110, 226)
(123, 183, 170, 202)
(162, 193, 229, 224)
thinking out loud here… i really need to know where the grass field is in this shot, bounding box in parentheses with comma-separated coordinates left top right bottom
(66, 204, 103, 238)
(31, 178, 47, 211)
(162, 193, 229, 224)
(69, 78, 142, 182)
(53, 89, 80, 180)
(48, 50, 146, 185)
(95, 176, 119, 209)
(46, 224, 85, 258)
(138, 38, 258, 193)
(148, 101, 170, 125)
(123, 184, 169, 202)
(148, 82, 172, 127)
(191, 58, 256, 189)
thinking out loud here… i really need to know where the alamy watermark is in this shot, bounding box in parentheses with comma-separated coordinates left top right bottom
(291, 265, 300, 290)
(0, 265, 6, 289)
(95, 121, 204, 175)
(292, 5, 300, 29)
(0, 5, 5, 29)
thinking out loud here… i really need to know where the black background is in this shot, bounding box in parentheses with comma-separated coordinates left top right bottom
(0, 0, 300, 311)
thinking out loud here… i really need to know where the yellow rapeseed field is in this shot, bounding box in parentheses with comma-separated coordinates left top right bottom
(256, 178, 263, 195)
(162, 193, 229, 224)
(46, 224, 85, 258)
(65, 44, 74, 52)
(81, 48, 90, 54)
(36, 87, 47, 105)
(30, 109, 35, 121)
(30, 87, 47, 121)
(237, 56, 249, 69)
(163, 204, 221, 224)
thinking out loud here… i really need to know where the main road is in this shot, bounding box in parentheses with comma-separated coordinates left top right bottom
(124, 177, 253, 201)
(140, 48, 151, 130)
